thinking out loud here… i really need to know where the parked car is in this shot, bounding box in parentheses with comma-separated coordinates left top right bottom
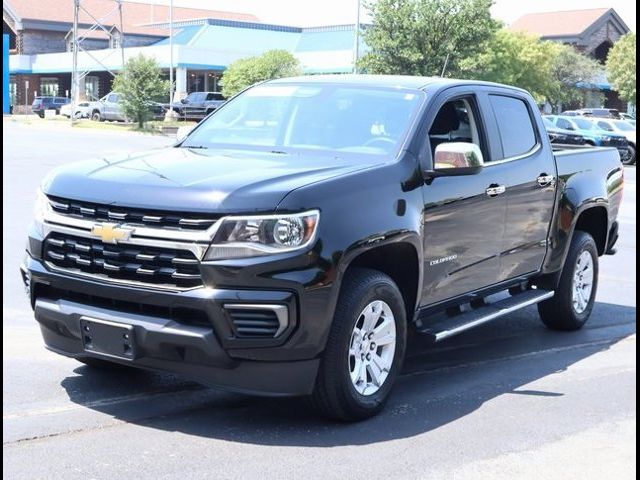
(89, 92, 167, 122)
(560, 110, 588, 117)
(31, 96, 69, 118)
(24, 76, 623, 421)
(546, 115, 630, 162)
(592, 118, 636, 165)
(620, 112, 635, 121)
(167, 91, 225, 121)
(578, 108, 621, 119)
(542, 117, 585, 146)
(60, 101, 92, 119)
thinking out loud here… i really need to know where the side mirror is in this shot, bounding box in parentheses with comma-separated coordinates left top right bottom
(180, 98, 187, 104)
(176, 125, 194, 142)
(425, 142, 484, 178)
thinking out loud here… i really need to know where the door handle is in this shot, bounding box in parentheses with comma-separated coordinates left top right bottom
(485, 184, 506, 197)
(537, 174, 556, 187)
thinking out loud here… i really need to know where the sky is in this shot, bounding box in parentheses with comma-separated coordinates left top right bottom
(132, 0, 636, 31)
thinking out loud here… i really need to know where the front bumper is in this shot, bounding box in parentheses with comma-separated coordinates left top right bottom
(23, 255, 320, 396)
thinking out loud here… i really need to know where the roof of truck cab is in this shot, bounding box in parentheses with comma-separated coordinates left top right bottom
(266, 75, 529, 95)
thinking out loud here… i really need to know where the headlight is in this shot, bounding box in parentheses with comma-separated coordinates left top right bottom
(204, 210, 319, 260)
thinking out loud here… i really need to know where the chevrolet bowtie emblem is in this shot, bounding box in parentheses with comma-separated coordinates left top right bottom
(90, 223, 133, 244)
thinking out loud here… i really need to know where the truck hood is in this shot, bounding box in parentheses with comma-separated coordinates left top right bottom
(42, 147, 379, 213)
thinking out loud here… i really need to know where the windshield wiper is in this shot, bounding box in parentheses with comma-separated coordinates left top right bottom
(182, 145, 209, 149)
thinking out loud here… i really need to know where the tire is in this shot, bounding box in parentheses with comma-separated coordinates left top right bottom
(585, 140, 596, 147)
(623, 144, 636, 165)
(538, 231, 598, 331)
(311, 268, 407, 421)
(91, 110, 102, 122)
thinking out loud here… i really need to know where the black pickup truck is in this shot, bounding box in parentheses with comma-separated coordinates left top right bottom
(23, 75, 623, 421)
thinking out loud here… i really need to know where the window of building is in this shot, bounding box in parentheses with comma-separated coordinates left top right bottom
(40, 78, 60, 97)
(489, 95, 537, 159)
(110, 34, 121, 49)
(84, 76, 100, 100)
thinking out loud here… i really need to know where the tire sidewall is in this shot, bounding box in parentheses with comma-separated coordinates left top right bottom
(336, 277, 407, 415)
(563, 232, 599, 324)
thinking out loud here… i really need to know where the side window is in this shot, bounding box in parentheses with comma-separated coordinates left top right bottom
(557, 118, 572, 130)
(428, 98, 483, 157)
(598, 121, 613, 131)
(489, 95, 537, 159)
(107, 94, 118, 103)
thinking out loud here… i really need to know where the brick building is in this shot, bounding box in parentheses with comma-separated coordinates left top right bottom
(510, 8, 631, 110)
(3, 0, 258, 108)
(4, 0, 361, 110)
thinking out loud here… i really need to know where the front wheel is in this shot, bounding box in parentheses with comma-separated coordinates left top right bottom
(538, 231, 598, 330)
(311, 268, 407, 421)
(91, 110, 102, 122)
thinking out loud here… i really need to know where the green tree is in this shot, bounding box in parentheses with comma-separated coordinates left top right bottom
(112, 54, 170, 128)
(221, 50, 302, 98)
(547, 44, 604, 110)
(607, 33, 636, 105)
(359, 0, 500, 77)
(460, 30, 556, 102)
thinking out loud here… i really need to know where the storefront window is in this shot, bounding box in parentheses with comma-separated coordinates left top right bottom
(40, 77, 60, 96)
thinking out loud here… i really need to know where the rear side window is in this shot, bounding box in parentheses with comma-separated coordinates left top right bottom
(489, 95, 537, 159)
(597, 121, 614, 131)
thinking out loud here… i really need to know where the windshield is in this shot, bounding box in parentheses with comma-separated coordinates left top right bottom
(182, 83, 424, 155)
(573, 118, 594, 130)
(614, 121, 635, 131)
(542, 117, 555, 129)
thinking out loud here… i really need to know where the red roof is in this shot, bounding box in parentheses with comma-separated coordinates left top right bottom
(5, 0, 259, 36)
(510, 8, 611, 37)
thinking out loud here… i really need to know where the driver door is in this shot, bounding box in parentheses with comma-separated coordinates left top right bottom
(419, 91, 507, 306)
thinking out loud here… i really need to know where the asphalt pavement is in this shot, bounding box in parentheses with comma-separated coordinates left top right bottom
(2, 119, 636, 479)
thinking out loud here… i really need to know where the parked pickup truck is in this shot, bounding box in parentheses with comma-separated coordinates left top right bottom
(22, 76, 623, 421)
(89, 92, 166, 122)
(166, 91, 225, 121)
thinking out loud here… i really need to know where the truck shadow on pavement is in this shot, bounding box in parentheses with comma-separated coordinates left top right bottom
(60, 301, 636, 446)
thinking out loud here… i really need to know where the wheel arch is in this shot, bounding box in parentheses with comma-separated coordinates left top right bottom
(340, 237, 422, 322)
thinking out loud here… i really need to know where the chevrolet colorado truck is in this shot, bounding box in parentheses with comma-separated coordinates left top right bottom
(22, 75, 623, 421)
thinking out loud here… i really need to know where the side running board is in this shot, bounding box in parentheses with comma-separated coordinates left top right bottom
(417, 289, 554, 342)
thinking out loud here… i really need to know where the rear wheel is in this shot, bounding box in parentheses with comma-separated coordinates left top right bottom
(311, 268, 407, 421)
(623, 144, 636, 165)
(538, 231, 598, 330)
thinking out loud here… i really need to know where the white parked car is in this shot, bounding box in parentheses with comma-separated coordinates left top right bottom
(60, 102, 92, 119)
(592, 118, 636, 165)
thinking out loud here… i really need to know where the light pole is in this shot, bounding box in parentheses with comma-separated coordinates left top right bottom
(352, 0, 361, 74)
(165, 0, 176, 120)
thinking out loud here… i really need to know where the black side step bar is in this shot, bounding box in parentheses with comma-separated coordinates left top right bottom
(417, 289, 554, 342)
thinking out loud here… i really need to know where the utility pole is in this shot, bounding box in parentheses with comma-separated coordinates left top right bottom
(71, 0, 79, 125)
(169, 0, 174, 104)
(352, 0, 361, 74)
(70, 0, 124, 125)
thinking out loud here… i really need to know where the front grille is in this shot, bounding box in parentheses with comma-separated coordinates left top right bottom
(44, 233, 202, 289)
(227, 308, 281, 338)
(48, 196, 219, 230)
(603, 137, 628, 147)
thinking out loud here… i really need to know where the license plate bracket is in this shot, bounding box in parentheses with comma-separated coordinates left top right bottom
(80, 317, 136, 360)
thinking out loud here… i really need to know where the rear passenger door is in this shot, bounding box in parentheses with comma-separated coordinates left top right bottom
(487, 93, 557, 281)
